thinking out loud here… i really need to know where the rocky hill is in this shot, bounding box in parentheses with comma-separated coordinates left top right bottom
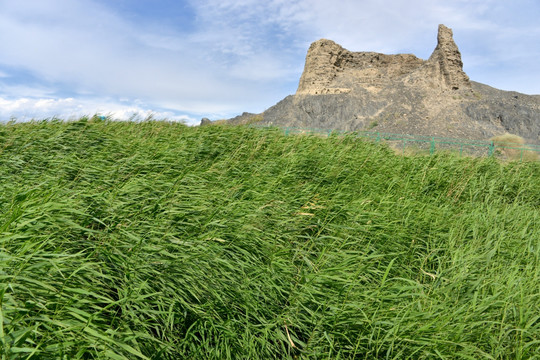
(215, 25, 540, 143)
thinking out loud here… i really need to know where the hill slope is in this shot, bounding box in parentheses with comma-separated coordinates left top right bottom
(223, 25, 540, 143)
(1, 119, 540, 358)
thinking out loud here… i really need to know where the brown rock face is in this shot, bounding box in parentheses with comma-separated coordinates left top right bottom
(296, 39, 425, 94)
(424, 24, 471, 90)
(296, 39, 352, 95)
(297, 24, 470, 95)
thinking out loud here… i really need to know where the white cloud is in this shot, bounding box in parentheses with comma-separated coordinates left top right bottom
(0, 1, 284, 114)
(0, 96, 197, 124)
(0, 0, 307, 115)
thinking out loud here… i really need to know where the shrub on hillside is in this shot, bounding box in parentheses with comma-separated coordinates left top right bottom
(491, 133, 539, 161)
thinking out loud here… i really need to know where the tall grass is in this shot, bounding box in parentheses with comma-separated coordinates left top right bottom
(1, 118, 539, 359)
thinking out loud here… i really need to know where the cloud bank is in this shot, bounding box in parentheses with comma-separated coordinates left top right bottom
(0, 96, 194, 123)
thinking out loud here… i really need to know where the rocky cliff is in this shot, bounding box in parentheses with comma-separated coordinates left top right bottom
(217, 25, 540, 143)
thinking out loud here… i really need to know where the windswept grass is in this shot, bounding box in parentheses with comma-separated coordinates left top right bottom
(1, 118, 539, 359)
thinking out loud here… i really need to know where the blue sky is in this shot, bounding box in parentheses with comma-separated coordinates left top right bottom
(0, 0, 539, 125)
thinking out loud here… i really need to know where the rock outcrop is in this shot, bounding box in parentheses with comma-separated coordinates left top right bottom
(403, 24, 471, 92)
(199, 117, 212, 126)
(219, 24, 540, 143)
(426, 24, 471, 90)
(297, 24, 469, 95)
(296, 39, 424, 95)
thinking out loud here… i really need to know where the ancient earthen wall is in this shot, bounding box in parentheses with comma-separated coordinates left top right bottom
(296, 24, 470, 95)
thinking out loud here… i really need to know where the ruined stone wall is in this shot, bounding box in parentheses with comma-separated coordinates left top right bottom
(427, 24, 471, 90)
(296, 24, 470, 95)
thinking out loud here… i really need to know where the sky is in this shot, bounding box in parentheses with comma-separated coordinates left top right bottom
(0, 0, 539, 125)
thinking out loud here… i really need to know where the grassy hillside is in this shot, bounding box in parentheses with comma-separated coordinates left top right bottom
(1, 118, 539, 359)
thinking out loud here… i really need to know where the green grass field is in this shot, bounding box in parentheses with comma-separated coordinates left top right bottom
(1, 118, 539, 359)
